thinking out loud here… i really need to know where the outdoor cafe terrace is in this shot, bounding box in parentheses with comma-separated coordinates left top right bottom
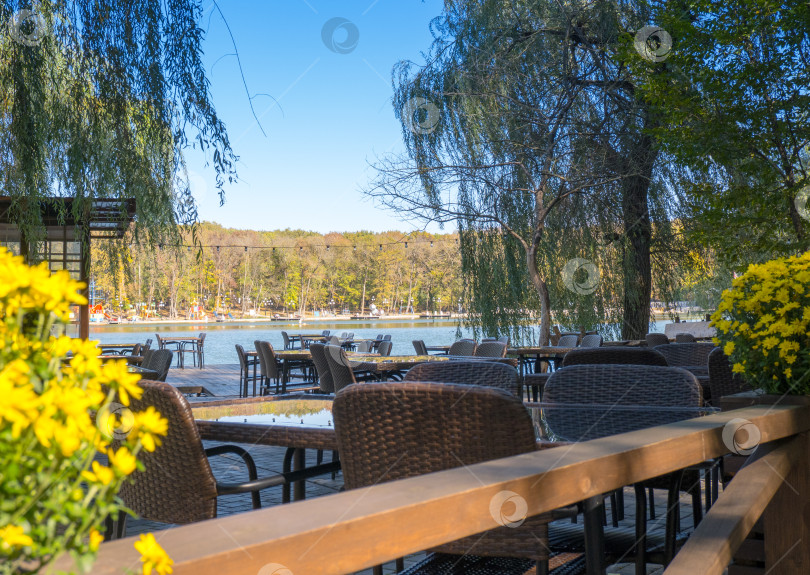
(57, 328, 810, 575)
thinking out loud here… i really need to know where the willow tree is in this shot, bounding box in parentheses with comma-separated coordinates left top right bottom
(0, 1, 236, 248)
(368, 0, 681, 343)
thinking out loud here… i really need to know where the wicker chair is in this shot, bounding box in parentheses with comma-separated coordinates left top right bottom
(545, 364, 704, 567)
(556, 334, 579, 348)
(377, 340, 393, 356)
(645, 333, 670, 347)
(323, 345, 359, 393)
(403, 360, 520, 396)
(333, 381, 574, 575)
(355, 340, 373, 353)
(708, 347, 751, 403)
(155, 333, 181, 353)
(281, 331, 296, 350)
(322, 330, 331, 337)
(561, 347, 668, 368)
(254, 341, 282, 395)
(447, 339, 476, 356)
(383, 334, 392, 341)
(142, 338, 153, 352)
(141, 349, 173, 382)
(654, 342, 715, 371)
(675, 333, 697, 343)
(473, 341, 508, 358)
(412, 340, 428, 355)
(309, 343, 334, 394)
(579, 334, 603, 348)
(109, 381, 303, 536)
(235, 344, 259, 397)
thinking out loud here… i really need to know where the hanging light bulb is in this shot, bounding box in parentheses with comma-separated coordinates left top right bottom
(326, 245, 330, 251)
(404, 242, 408, 248)
(216, 246, 220, 252)
(379, 244, 382, 251)
(244, 246, 248, 252)
(430, 241, 434, 248)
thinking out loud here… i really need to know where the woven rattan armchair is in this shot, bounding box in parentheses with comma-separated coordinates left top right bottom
(412, 340, 428, 355)
(579, 334, 603, 348)
(309, 343, 334, 394)
(674, 333, 696, 343)
(447, 339, 476, 356)
(333, 381, 575, 575)
(645, 333, 670, 347)
(545, 364, 704, 567)
(142, 337, 153, 352)
(403, 360, 520, 396)
(110, 381, 306, 536)
(555, 334, 579, 348)
(654, 342, 715, 370)
(254, 341, 282, 395)
(281, 331, 296, 350)
(708, 347, 751, 403)
(473, 341, 508, 358)
(561, 347, 668, 368)
(141, 349, 173, 382)
(377, 340, 393, 356)
(323, 345, 359, 393)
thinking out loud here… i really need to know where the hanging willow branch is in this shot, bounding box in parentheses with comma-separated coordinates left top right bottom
(0, 0, 237, 247)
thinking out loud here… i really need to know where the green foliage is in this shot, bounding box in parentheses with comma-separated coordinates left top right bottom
(0, 1, 236, 247)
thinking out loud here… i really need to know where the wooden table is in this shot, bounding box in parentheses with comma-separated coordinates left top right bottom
(158, 336, 203, 369)
(287, 333, 327, 348)
(98, 343, 139, 355)
(507, 346, 576, 376)
(193, 396, 339, 501)
(425, 344, 451, 354)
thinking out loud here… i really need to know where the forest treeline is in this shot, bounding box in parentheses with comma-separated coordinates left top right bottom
(91, 223, 462, 318)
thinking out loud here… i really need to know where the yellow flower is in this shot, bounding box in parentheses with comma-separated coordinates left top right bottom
(89, 528, 104, 552)
(723, 341, 735, 356)
(732, 363, 746, 374)
(82, 461, 115, 486)
(131, 407, 169, 453)
(135, 533, 174, 575)
(102, 361, 143, 406)
(0, 525, 33, 551)
(108, 446, 137, 476)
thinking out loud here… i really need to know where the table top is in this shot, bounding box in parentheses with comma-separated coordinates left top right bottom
(128, 365, 159, 379)
(193, 397, 337, 450)
(159, 336, 201, 343)
(98, 342, 139, 349)
(425, 345, 451, 352)
(507, 346, 577, 356)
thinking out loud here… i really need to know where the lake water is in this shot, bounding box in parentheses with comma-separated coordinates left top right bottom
(90, 318, 670, 365)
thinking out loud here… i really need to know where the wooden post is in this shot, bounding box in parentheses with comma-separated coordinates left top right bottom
(79, 217, 90, 339)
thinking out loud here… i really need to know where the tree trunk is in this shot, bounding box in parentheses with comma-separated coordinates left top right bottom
(526, 242, 551, 345)
(620, 132, 658, 340)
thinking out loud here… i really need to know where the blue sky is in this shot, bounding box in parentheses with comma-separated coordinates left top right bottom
(185, 0, 444, 233)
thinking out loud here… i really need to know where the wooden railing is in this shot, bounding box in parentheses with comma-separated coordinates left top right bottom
(54, 403, 810, 575)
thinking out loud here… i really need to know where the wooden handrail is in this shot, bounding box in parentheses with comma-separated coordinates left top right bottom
(53, 404, 810, 575)
(663, 437, 802, 574)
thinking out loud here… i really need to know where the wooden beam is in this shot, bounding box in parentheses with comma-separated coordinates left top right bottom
(663, 437, 801, 575)
(51, 405, 810, 575)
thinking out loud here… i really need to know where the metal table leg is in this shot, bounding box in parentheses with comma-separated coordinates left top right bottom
(583, 495, 607, 575)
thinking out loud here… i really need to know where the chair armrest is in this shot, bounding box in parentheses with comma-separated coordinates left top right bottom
(205, 444, 261, 509)
(215, 460, 342, 502)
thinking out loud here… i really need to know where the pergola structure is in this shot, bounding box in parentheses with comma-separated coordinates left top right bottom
(0, 197, 136, 339)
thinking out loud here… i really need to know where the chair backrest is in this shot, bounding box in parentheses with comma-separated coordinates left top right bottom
(129, 343, 142, 357)
(116, 381, 218, 523)
(280, 331, 292, 349)
(234, 344, 250, 370)
(347, 332, 355, 339)
(142, 350, 173, 381)
(377, 340, 393, 356)
(473, 341, 507, 358)
(340, 332, 348, 338)
(333, 382, 536, 490)
(141, 349, 154, 366)
(322, 330, 331, 337)
(254, 341, 279, 381)
(155, 333, 164, 348)
(412, 340, 428, 355)
(309, 343, 334, 393)
(448, 339, 476, 356)
(498, 335, 509, 344)
(561, 347, 668, 367)
(323, 345, 357, 393)
(376, 334, 384, 340)
(142, 338, 153, 352)
(645, 333, 670, 347)
(579, 334, 603, 348)
(383, 335, 392, 341)
(198, 333, 206, 346)
(708, 347, 751, 401)
(654, 342, 715, 368)
(675, 333, 697, 343)
(355, 341, 373, 353)
(403, 361, 520, 396)
(328, 335, 341, 346)
(545, 364, 703, 406)
(556, 334, 579, 348)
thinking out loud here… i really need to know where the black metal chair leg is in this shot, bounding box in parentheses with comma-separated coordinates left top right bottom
(634, 484, 647, 575)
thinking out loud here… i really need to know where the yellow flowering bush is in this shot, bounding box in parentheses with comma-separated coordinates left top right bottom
(0, 248, 171, 574)
(711, 252, 810, 395)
